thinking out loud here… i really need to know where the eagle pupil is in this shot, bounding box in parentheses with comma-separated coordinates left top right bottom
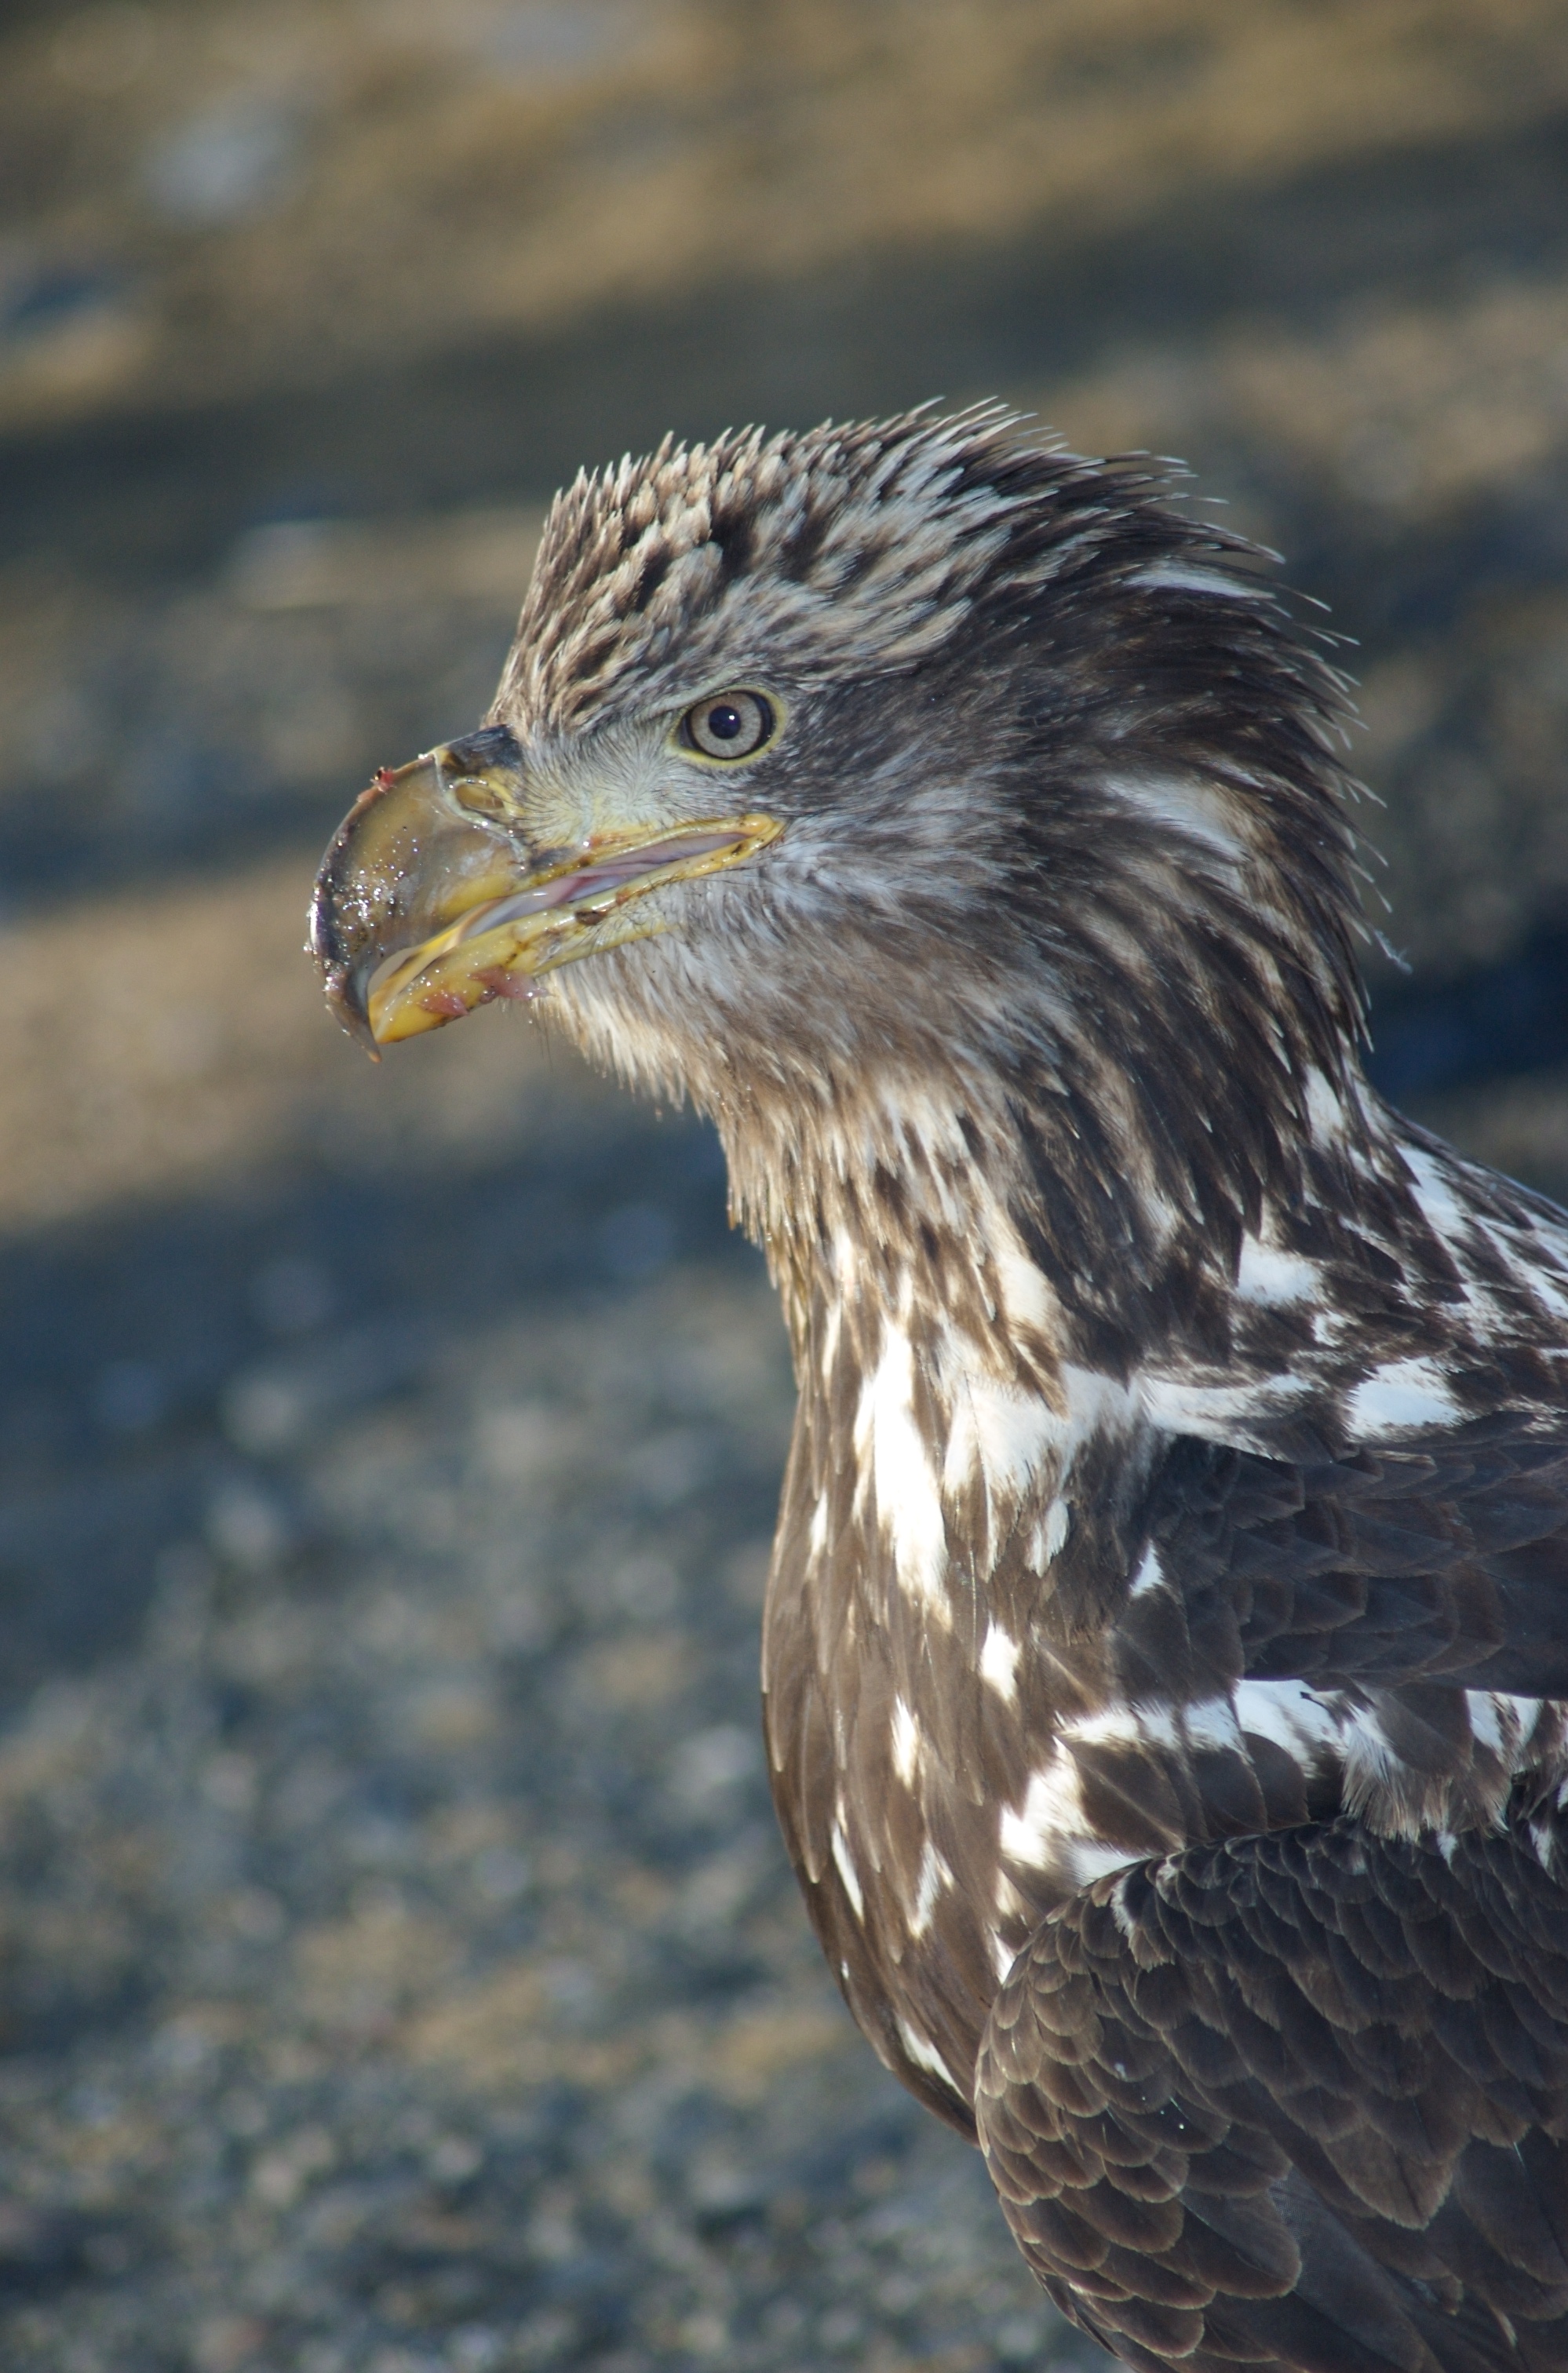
(707, 704, 743, 740)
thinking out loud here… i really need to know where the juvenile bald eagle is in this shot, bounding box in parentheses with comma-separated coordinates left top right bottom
(312, 410, 1568, 2373)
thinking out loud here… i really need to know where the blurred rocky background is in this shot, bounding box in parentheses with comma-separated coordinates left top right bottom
(1, 4, 1566, 2368)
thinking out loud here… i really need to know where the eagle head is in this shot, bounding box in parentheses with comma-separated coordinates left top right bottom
(311, 407, 1369, 1314)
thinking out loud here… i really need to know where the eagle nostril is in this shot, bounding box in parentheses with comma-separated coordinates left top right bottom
(448, 775, 512, 818)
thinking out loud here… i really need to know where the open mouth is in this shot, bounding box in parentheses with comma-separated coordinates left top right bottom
(360, 816, 780, 1041)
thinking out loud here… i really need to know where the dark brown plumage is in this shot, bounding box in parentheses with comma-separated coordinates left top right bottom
(311, 409, 1568, 2371)
(980, 1819, 1568, 2373)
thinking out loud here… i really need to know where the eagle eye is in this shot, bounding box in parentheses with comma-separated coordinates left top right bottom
(675, 687, 780, 764)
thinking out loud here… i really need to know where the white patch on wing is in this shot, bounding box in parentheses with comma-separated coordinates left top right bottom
(1056, 1365, 1144, 1459)
(1398, 1142, 1467, 1241)
(1182, 1694, 1245, 1753)
(1070, 1839, 1144, 1884)
(808, 1497, 829, 1557)
(890, 1696, 922, 1786)
(1025, 1498, 1071, 1573)
(993, 1868, 1031, 1923)
(979, 1623, 1020, 1704)
(910, 1839, 953, 1935)
(1140, 1369, 1313, 1447)
(1346, 1356, 1462, 1438)
(991, 1238, 1056, 1334)
(1340, 1701, 1401, 1799)
(1468, 1692, 1543, 1762)
(1526, 1254, 1568, 1326)
(831, 1820, 865, 1919)
(998, 1757, 1085, 1868)
(854, 1327, 948, 1613)
(816, 1316, 842, 1390)
(1110, 1874, 1141, 1941)
(1129, 1544, 1164, 1598)
(1303, 1069, 1347, 1146)
(1062, 1703, 1176, 1753)
(929, 1344, 1142, 1572)
(1467, 1691, 1506, 1755)
(943, 1376, 1062, 1503)
(1468, 1200, 1568, 1334)
(896, 2015, 960, 2091)
(1234, 1679, 1340, 1759)
(1237, 1234, 1320, 1306)
(1393, 1147, 1555, 1342)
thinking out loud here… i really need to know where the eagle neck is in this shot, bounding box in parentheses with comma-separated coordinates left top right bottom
(717, 1019, 1404, 1401)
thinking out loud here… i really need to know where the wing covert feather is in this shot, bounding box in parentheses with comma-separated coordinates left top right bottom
(1117, 1412, 1568, 1701)
(976, 1820, 1568, 2371)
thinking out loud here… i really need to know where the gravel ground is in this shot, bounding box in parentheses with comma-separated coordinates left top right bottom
(2, 4, 1567, 2368)
(0, 1191, 1085, 2372)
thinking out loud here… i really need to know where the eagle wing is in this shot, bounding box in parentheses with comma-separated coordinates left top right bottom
(976, 1408, 1568, 2368)
(1110, 1409, 1568, 1708)
(976, 1817, 1568, 2373)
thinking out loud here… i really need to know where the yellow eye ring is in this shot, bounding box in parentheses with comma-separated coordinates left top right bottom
(672, 687, 784, 765)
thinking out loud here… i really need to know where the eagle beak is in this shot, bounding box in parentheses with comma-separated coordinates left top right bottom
(309, 727, 782, 1049)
